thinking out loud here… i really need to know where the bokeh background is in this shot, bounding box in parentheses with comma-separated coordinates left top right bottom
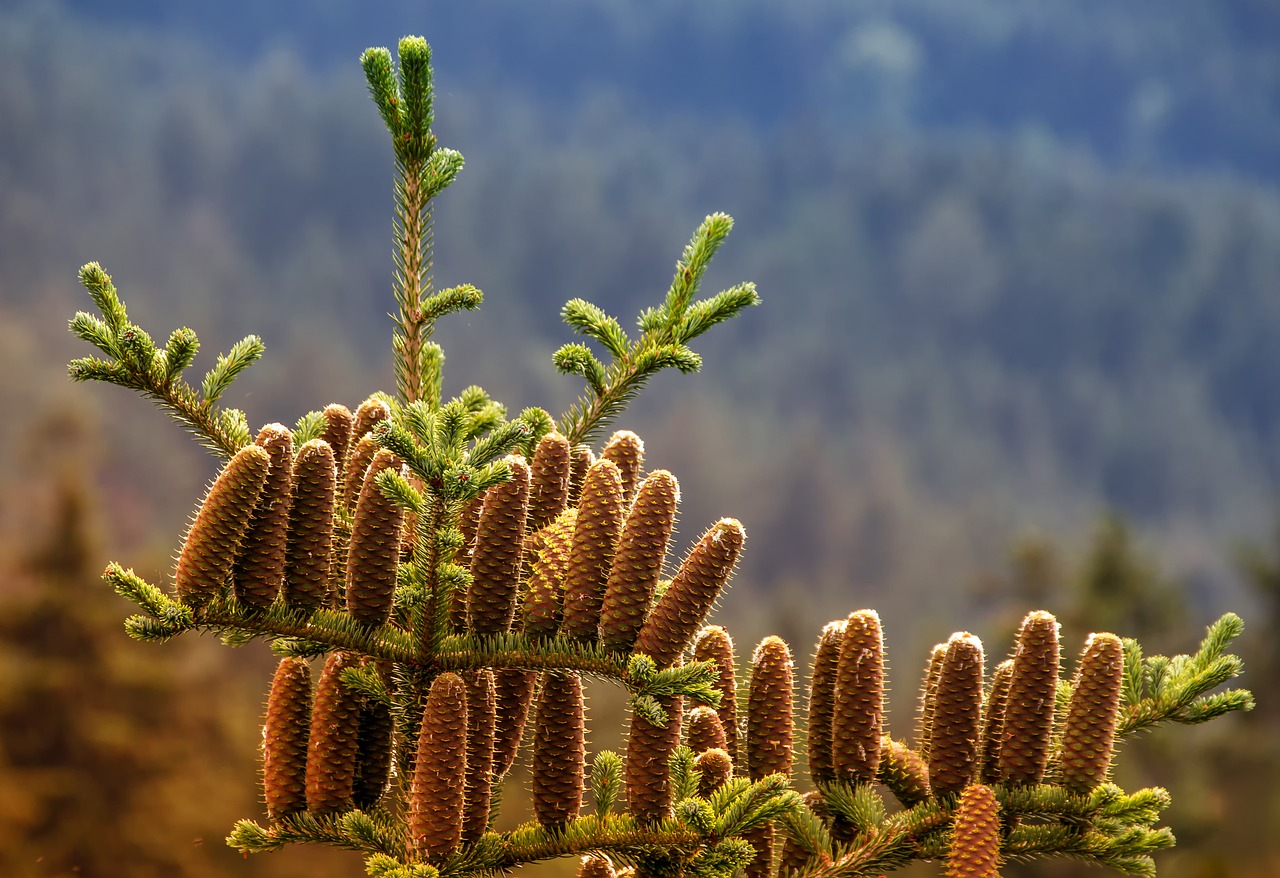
(1, 1, 1278, 875)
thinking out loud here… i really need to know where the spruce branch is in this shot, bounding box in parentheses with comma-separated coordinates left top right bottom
(556, 214, 760, 445)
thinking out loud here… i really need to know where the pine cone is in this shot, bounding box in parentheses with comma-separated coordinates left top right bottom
(283, 439, 336, 613)
(263, 656, 312, 820)
(601, 429, 644, 505)
(929, 633, 985, 799)
(578, 856, 618, 878)
(305, 651, 362, 814)
(450, 492, 486, 630)
(561, 459, 626, 642)
(806, 620, 845, 786)
(747, 636, 794, 781)
(568, 444, 596, 505)
(467, 456, 531, 635)
(463, 670, 497, 840)
(352, 659, 394, 810)
(743, 824, 774, 878)
(945, 783, 1002, 878)
(832, 609, 884, 784)
(532, 671, 586, 828)
(233, 423, 294, 609)
(599, 470, 679, 652)
(343, 433, 379, 511)
(523, 509, 577, 638)
(999, 611, 1060, 786)
(408, 672, 468, 862)
(626, 695, 683, 823)
(320, 403, 354, 477)
(350, 396, 392, 451)
(877, 737, 931, 807)
(693, 626, 739, 762)
(528, 430, 571, 531)
(917, 642, 947, 761)
(694, 747, 733, 797)
(492, 668, 538, 778)
(345, 448, 405, 628)
(978, 660, 1013, 785)
(685, 705, 728, 755)
(1059, 633, 1124, 793)
(175, 444, 271, 609)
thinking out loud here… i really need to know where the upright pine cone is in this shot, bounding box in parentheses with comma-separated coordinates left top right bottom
(1059, 633, 1124, 793)
(408, 673, 468, 862)
(561, 459, 626, 642)
(917, 642, 947, 761)
(685, 705, 728, 755)
(693, 626, 739, 762)
(744, 823, 775, 878)
(807, 620, 846, 786)
(626, 695, 683, 823)
(945, 783, 1002, 878)
(451, 492, 486, 629)
(343, 433, 380, 511)
(305, 651, 362, 814)
(999, 611, 1060, 785)
(345, 448, 405, 628)
(978, 660, 1014, 785)
(832, 609, 884, 784)
(601, 429, 644, 505)
(350, 396, 392, 449)
(695, 748, 733, 797)
(463, 670, 497, 841)
(523, 509, 577, 638)
(532, 671, 586, 828)
(528, 430, 572, 531)
(747, 636, 794, 781)
(599, 470, 679, 652)
(284, 439, 336, 613)
(352, 660, 394, 811)
(263, 656, 312, 820)
(568, 444, 596, 505)
(233, 423, 294, 609)
(928, 633, 985, 799)
(878, 737, 931, 807)
(176, 444, 271, 609)
(320, 403, 354, 476)
(634, 519, 745, 668)
(492, 668, 538, 778)
(467, 456, 531, 635)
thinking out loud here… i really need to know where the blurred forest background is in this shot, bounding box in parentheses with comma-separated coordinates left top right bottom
(1, 0, 1278, 875)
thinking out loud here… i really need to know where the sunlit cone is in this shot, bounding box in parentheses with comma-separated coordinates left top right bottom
(929, 633, 985, 798)
(320, 403, 354, 475)
(693, 626, 739, 761)
(463, 670, 497, 841)
(1059, 633, 1124, 793)
(568, 444, 596, 505)
(601, 429, 645, 505)
(686, 705, 728, 755)
(635, 519, 745, 668)
(233, 423, 294, 609)
(747, 636, 794, 781)
(578, 856, 617, 878)
(528, 430, 572, 531)
(917, 642, 946, 761)
(744, 823, 775, 878)
(305, 651, 362, 814)
(999, 611, 1060, 785)
(350, 396, 392, 452)
(468, 456, 531, 635)
(561, 459, 626, 641)
(408, 672, 468, 862)
(175, 444, 271, 609)
(283, 439, 336, 613)
(343, 433, 379, 511)
(877, 737, 931, 807)
(532, 671, 586, 828)
(694, 747, 733, 797)
(450, 492, 487, 630)
(599, 470, 679, 652)
(945, 783, 1002, 878)
(352, 660, 394, 810)
(978, 660, 1013, 785)
(523, 509, 577, 638)
(626, 695, 683, 823)
(806, 620, 845, 786)
(832, 609, 884, 784)
(493, 668, 538, 777)
(345, 448, 405, 628)
(263, 656, 312, 820)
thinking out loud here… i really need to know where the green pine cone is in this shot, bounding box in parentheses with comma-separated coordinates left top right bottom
(929, 633, 985, 799)
(634, 519, 745, 668)
(523, 509, 577, 638)
(806, 620, 845, 786)
(693, 626, 739, 762)
(345, 448, 405, 628)
(528, 430, 572, 532)
(468, 456, 531, 636)
(561, 459, 626, 642)
(283, 438, 336, 614)
(978, 660, 1014, 785)
(532, 670, 587, 829)
(685, 705, 728, 755)
(694, 747, 733, 797)
(175, 443, 271, 609)
(342, 433, 379, 512)
(917, 642, 947, 762)
(492, 667, 538, 778)
(601, 429, 645, 505)
(747, 636, 794, 781)
(945, 783, 1002, 878)
(568, 444, 596, 505)
(998, 611, 1060, 786)
(305, 651, 362, 815)
(1059, 632, 1124, 793)
(599, 470, 679, 652)
(832, 609, 884, 784)
(463, 670, 497, 841)
(233, 423, 294, 610)
(626, 694, 683, 823)
(320, 402, 354, 476)
(352, 659, 394, 811)
(263, 656, 312, 821)
(408, 672, 468, 862)
(877, 737, 931, 808)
